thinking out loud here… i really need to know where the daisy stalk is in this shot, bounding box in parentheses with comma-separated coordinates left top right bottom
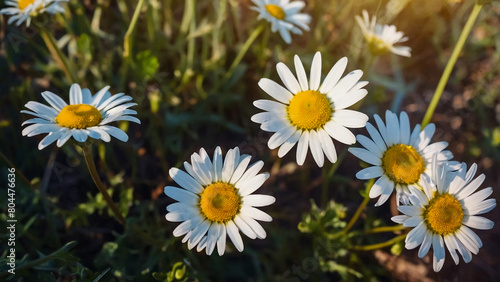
(123, 0, 145, 59)
(421, 3, 483, 128)
(37, 24, 77, 83)
(82, 144, 126, 225)
(225, 23, 265, 82)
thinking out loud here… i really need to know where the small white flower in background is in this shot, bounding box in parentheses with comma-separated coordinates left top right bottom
(392, 156, 496, 272)
(355, 10, 411, 57)
(21, 83, 140, 150)
(164, 147, 275, 255)
(251, 0, 311, 44)
(348, 110, 458, 206)
(252, 51, 369, 167)
(0, 0, 68, 27)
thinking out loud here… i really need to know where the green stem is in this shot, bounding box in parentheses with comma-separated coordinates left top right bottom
(82, 145, 125, 225)
(40, 147, 61, 248)
(123, 0, 146, 59)
(364, 225, 406, 234)
(225, 23, 265, 81)
(0, 151, 32, 188)
(342, 178, 374, 234)
(38, 27, 76, 83)
(351, 234, 407, 251)
(421, 3, 483, 128)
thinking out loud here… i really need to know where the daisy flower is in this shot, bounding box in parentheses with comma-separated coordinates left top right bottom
(164, 147, 275, 255)
(252, 52, 369, 167)
(251, 0, 311, 44)
(392, 156, 496, 272)
(21, 83, 140, 150)
(355, 10, 411, 57)
(348, 110, 456, 206)
(0, 0, 68, 27)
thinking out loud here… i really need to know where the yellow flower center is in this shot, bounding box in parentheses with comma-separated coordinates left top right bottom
(423, 193, 463, 235)
(199, 182, 241, 223)
(382, 144, 426, 185)
(55, 104, 102, 129)
(265, 4, 286, 20)
(287, 90, 332, 131)
(366, 35, 390, 56)
(18, 0, 36, 10)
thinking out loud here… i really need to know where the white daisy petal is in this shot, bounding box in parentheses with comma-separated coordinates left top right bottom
(41, 91, 67, 111)
(309, 52, 322, 91)
(243, 194, 276, 207)
(239, 213, 267, 239)
(323, 121, 356, 145)
(237, 173, 270, 197)
(356, 166, 384, 180)
(268, 124, 296, 150)
(226, 221, 244, 252)
(217, 224, 227, 256)
(319, 57, 347, 94)
(317, 129, 337, 163)
(38, 130, 64, 150)
(277, 62, 301, 94)
(294, 55, 309, 91)
(463, 216, 494, 230)
(258, 78, 294, 104)
(328, 70, 364, 101)
(169, 167, 204, 194)
(418, 231, 433, 258)
(296, 131, 310, 165)
(348, 148, 381, 166)
(405, 221, 426, 249)
(69, 83, 83, 105)
(100, 126, 129, 142)
(241, 206, 273, 222)
(277, 129, 301, 158)
(309, 130, 325, 167)
(234, 215, 257, 239)
(188, 220, 210, 250)
(230, 155, 252, 184)
(333, 110, 368, 128)
(164, 186, 198, 205)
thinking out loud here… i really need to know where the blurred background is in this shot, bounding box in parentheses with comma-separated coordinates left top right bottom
(0, 0, 499, 280)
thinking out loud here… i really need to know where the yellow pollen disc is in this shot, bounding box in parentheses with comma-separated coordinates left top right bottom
(287, 90, 332, 131)
(56, 104, 102, 129)
(265, 4, 286, 20)
(424, 193, 463, 235)
(366, 35, 390, 56)
(18, 0, 36, 10)
(199, 182, 241, 223)
(382, 144, 426, 185)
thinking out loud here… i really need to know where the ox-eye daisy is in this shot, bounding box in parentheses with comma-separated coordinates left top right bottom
(251, 0, 311, 44)
(348, 110, 456, 206)
(0, 0, 68, 27)
(252, 52, 369, 167)
(164, 147, 275, 255)
(392, 156, 496, 272)
(21, 83, 140, 150)
(355, 10, 411, 57)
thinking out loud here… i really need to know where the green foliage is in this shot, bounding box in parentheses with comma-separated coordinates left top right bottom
(153, 261, 192, 282)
